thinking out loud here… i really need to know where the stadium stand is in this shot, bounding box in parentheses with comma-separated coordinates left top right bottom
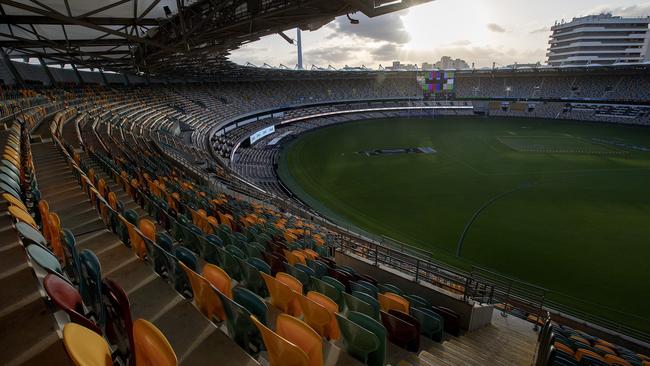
(1, 61, 650, 366)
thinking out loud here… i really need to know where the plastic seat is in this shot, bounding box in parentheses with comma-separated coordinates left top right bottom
(604, 354, 632, 366)
(9, 205, 37, 228)
(347, 311, 387, 366)
(296, 293, 331, 339)
(380, 310, 420, 352)
(379, 283, 403, 296)
(276, 272, 303, 316)
(284, 263, 311, 289)
(43, 274, 101, 334)
(411, 307, 444, 342)
(378, 292, 409, 313)
(63, 323, 112, 366)
(173, 246, 198, 297)
(306, 260, 328, 278)
(133, 319, 178, 366)
(102, 279, 135, 362)
(203, 263, 233, 299)
(344, 292, 379, 320)
(238, 257, 268, 297)
(404, 294, 430, 309)
(306, 291, 340, 340)
(197, 234, 223, 264)
(120, 215, 146, 259)
(217, 246, 242, 280)
(275, 313, 324, 366)
(350, 281, 378, 299)
(233, 287, 269, 324)
(432, 306, 461, 336)
(216, 289, 263, 354)
(261, 272, 297, 315)
(180, 261, 225, 321)
(336, 313, 380, 365)
(250, 315, 309, 366)
(48, 212, 65, 262)
(26, 243, 64, 275)
(3, 192, 27, 211)
(79, 249, 105, 328)
(310, 276, 343, 309)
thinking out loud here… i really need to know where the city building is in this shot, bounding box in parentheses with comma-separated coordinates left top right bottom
(547, 13, 650, 66)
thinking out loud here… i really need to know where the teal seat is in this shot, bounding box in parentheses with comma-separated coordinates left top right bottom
(79, 249, 105, 328)
(411, 307, 444, 342)
(27, 244, 64, 275)
(405, 294, 430, 309)
(351, 291, 381, 320)
(283, 263, 310, 290)
(336, 313, 380, 365)
(311, 276, 343, 309)
(294, 263, 315, 279)
(173, 246, 198, 298)
(379, 283, 403, 296)
(151, 235, 174, 278)
(180, 223, 202, 253)
(217, 246, 242, 281)
(61, 229, 83, 293)
(306, 259, 328, 278)
(238, 258, 267, 297)
(344, 292, 380, 320)
(216, 289, 263, 355)
(351, 281, 378, 299)
(245, 242, 265, 259)
(197, 234, 222, 264)
(343, 311, 387, 366)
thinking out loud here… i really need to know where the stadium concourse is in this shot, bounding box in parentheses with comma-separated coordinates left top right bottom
(0, 60, 649, 366)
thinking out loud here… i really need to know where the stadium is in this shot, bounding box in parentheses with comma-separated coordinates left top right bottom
(0, 1, 649, 366)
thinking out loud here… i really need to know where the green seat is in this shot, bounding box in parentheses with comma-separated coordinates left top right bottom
(349, 311, 387, 366)
(336, 312, 383, 366)
(233, 287, 268, 325)
(405, 294, 430, 309)
(283, 263, 310, 290)
(344, 292, 380, 320)
(379, 283, 403, 296)
(238, 257, 268, 297)
(245, 242, 265, 259)
(321, 276, 345, 307)
(179, 223, 202, 253)
(306, 259, 328, 278)
(197, 234, 223, 265)
(351, 281, 378, 299)
(217, 246, 242, 281)
(216, 289, 262, 355)
(411, 307, 444, 342)
(311, 276, 344, 309)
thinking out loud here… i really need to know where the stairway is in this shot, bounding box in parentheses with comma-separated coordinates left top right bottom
(30, 140, 259, 365)
(418, 313, 537, 366)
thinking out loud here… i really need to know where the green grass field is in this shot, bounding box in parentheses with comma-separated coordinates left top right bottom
(277, 117, 650, 332)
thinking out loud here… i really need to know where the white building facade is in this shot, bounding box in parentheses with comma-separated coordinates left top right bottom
(547, 14, 650, 66)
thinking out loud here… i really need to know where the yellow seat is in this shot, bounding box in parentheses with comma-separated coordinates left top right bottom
(38, 200, 51, 241)
(261, 272, 297, 315)
(63, 323, 112, 366)
(306, 291, 340, 340)
(202, 263, 233, 299)
(9, 205, 37, 228)
(133, 318, 178, 366)
(276, 272, 303, 316)
(4, 193, 27, 212)
(179, 262, 224, 322)
(250, 315, 309, 366)
(275, 314, 324, 366)
(378, 292, 410, 313)
(295, 293, 331, 339)
(120, 216, 146, 259)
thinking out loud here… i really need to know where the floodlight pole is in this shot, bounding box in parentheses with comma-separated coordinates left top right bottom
(296, 28, 303, 70)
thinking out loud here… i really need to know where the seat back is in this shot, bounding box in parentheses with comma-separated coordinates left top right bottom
(102, 278, 135, 361)
(410, 307, 444, 342)
(296, 294, 331, 339)
(26, 243, 63, 275)
(348, 311, 387, 366)
(344, 292, 379, 320)
(203, 263, 233, 299)
(44, 274, 101, 334)
(250, 315, 309, 366)
(335, 313, 380, 365)
(381, 310, 420, 352)
(79, 249, 105, 328)
(379, 283, 403, 296)
(306, 291, 340, 340)
(48, 212, 65, 262)
(275, 314, 323, 366)
(63, 323, 112, 366)
(133, 319, 178, 366)
(378, 292, 409, 313)
(216, 289, 262, 354)
(180, 261, 224, 321)
(261, 272, 295, 315)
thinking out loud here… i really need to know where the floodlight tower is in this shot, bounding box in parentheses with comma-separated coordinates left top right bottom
(297, 28, 303, 70)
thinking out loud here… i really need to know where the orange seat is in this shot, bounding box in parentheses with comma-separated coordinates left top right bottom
(595, 344, 616, 356)
(202, 263, 233, 299)
(48, 212, 65, 262)
(38, 200, 52, 241)
(179, 262, 224, 321)
(261, 272, 298, 316)
(250, 315, 309, 366)
(63, 323, 112, 366)
(276, 272, 303, 316)
(285, 250, 307, 266)
(575, 348, 606, 364)
(275, 314, 324, 366)
(120, 216, 146, 259)
(296, 294, 331, 339)
(378, 292, 409, 313)
(604, 354, 632, 366)
(302, 249, 319, 261)
(133, 319, 177, 366)
(553, 341, 574, 356)
(306, 291, 340, 340)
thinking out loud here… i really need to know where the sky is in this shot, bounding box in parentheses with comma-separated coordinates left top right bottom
(229, 0, 650, 69)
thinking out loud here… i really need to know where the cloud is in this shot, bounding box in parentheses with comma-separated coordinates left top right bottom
(487, 23, 507, 33)
(451, 40, 472, 46)
(529, 26, 549, 34)
(370, 43, 400, 60)
(589, 2, 650, 17)
(304, 46, 359, 65)
(327, 12, 411, 44)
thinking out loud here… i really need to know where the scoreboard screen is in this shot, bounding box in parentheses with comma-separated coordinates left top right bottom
(417, 71, 455, 97)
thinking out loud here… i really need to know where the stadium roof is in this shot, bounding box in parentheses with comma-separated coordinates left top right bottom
(0, 0, 432, 76)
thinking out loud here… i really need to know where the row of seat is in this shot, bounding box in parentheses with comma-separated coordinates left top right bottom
(536, 317, 649, 366)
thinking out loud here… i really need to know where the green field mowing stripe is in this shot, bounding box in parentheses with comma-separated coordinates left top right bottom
(277, 117, 650, 333)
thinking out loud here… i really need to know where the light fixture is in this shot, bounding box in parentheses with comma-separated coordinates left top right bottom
(347, 13, 359, 25)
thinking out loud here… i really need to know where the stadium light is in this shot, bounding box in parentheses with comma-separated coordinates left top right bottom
(347, 13, 359, 24)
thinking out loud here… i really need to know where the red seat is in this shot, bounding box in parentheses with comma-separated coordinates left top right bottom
(43, 274, 102, 335)
(380, 310, 420, 352)
(103, 278, 134, 362)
